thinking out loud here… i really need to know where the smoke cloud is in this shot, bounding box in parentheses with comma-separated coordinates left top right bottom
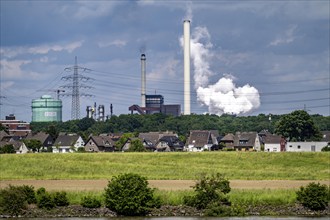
(187, 26, 260, 115)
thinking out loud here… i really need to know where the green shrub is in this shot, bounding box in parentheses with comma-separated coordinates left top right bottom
(0, 144, 15, 154)
(321, 146, 330, 151)
(36, 188, 55, 210)
(104, 173, 160, 216)
(184, 173, 231, 209)
(296, 182, 329, 211)
(15, 185, 37, 204)
(204, 201, 245, 217)
(81, 195, 102, 208)
(53, 191, 69, 206)
(0, 185, 27, 216)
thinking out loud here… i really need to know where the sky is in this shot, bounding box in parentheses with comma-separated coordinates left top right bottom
(0, 0, 329, 122)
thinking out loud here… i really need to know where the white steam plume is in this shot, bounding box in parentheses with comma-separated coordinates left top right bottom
(184, 26, 260, 115)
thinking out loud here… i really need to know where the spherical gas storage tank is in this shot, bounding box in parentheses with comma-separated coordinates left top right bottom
(32, 95, 62, 122)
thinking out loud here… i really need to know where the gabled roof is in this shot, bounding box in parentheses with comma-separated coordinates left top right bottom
(54, 134, 80, 146)
(234, 132, 258, 147)
(187, 130, 218, 146)
(88, 136, 115, 147)
(221, 133, 235, 142)
(26, 132, 51, 143)
(139, 131, 177, 146)
(0, 130, 9, 141)
(0, 140, 25, 151)
(158, 136, 184, 148)
(263, 133, 282, 144)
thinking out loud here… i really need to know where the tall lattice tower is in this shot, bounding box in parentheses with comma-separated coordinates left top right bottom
(61, 57, 93, 120)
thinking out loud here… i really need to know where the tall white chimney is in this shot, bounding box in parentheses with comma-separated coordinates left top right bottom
(183, 20, 191, 115)
(141, 54, 146, 108)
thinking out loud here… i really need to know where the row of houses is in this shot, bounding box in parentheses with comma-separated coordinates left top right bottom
(0, 129, 329, 154)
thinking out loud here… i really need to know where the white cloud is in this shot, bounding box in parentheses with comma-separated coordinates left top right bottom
(98, 40, 127, 48)
(0, 59, 45, 80)
(269, 25, 298, 46)
(72, 1, 119, 19)
(0, 59, 31, 78)
(0, 41, 83, 58)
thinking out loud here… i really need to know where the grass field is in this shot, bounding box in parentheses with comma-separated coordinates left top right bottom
(0, 152, 329, 180)
(62, 188, 297, 206)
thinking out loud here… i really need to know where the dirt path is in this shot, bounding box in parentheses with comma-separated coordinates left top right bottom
(1, 180, 329, 191)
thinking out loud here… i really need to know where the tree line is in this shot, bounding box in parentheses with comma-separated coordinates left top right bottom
(29, 110, 329, 142)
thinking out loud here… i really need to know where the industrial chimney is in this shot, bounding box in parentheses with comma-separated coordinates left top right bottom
(141, 54, 146, 108)
(183, 20, 191, 115)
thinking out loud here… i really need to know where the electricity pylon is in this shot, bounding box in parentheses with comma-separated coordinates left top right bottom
(61, 56, 93, 120)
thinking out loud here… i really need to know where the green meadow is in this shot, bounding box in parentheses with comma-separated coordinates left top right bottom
(0, 152, 329, 180)
(63, 188, 297, 206)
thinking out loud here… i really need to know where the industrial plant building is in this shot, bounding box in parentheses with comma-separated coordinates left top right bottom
(31, 95, 62, 122)
(129, 54, 181, 117)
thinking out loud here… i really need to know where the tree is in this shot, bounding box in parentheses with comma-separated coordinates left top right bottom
(184, 173, 231, 209)
(115, 133, 135, 150)
(23, 139, 42, 152)
(46, 124, 59, 140)
(296, 182, 329, 211)
(0, 144, 15, 154)
(77, 117, 95, 131)
(128, 139, 146, 152)
(104, 173, 160, 216)
(275, 110, 322, 141)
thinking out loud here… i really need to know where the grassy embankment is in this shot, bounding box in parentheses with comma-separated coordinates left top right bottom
(1, 152, 329, 180)
(1, 152, 328, 207)
(64, 188, 297, 207)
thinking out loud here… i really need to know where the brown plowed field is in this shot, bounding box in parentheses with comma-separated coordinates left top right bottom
(1, 180, 329, 191)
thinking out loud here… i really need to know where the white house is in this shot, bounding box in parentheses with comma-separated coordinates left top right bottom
(286, 141, 327, 152)
(53, 134, 85, 153)
(186, 130, 219, 152)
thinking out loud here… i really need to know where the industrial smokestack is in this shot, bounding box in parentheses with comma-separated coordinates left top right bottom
(183, 20, 191, 115)
(141, 54, 146, 108)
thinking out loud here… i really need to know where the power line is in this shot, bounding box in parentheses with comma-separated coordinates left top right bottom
(61, 57, 94, 120)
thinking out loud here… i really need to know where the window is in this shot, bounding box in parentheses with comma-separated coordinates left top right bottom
(273, 148, 277, 151)
(289, 145, 292, 148)
(297, 145, 301, 149)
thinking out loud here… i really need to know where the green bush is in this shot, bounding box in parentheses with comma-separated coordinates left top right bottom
(296, 182, 329, 211)
(81, 195, 102, 208)
(16, 185, 37, 204)
(321, 146, 330, 151)
(0, 185, 27, 216)
(36, 187, 55, 210)
(0, 144, 15, 154)
(204, 201, 245, 217)
(184, 173, 231, 209)
(53, 191, 69, 206)
(104, 173, 160, 216)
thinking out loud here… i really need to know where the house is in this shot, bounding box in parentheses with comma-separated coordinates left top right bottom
(286, 141, 327, 152)
(85, 135, 116, 152)
(234, 132, 261, 151)
(186, 130, 219, 152)
(25, 132, 54, 151)
(220, 133, 235, 150)
(285, 131, 329, 152)
(0, 140, 29, 154)
(155, 135, 184, 152)
(121, 137, 143, 152)
(53, 134, 85, 153)
(263, 133, 286, 152)
(138, 131, 178, 151)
